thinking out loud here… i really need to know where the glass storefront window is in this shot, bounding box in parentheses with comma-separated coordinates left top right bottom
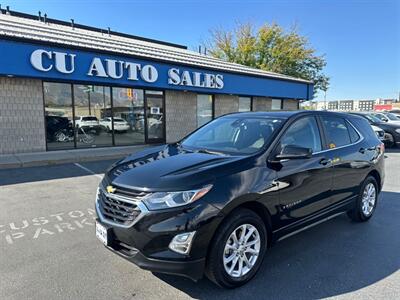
(43, 82, 167, 150)
(145, 91, 164, 141)
(197, 94, 213, 127)
(44, 82, 74, 150)
(112, 87, 145, 146)
(239, 97, 251, 112)
(74, 85, 112, 148)
(271, 99, 282, 110)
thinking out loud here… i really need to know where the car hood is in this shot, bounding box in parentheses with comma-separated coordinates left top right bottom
(371, 125, 383, 132)
(105, 144, 249, 191)
(373, 122, 400, 130)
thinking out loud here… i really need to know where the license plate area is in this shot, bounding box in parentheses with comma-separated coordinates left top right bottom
(96, 221, 109, 246)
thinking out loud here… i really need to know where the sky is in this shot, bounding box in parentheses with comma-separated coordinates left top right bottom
(2, 0, 400, 101)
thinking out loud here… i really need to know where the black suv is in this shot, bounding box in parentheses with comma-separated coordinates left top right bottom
(95, 111, 385, 288)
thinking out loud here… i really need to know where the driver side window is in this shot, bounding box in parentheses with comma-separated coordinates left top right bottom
(280, 117, 322, 153)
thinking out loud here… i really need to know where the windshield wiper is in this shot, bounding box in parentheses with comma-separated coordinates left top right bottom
(195, 149, 225, 155)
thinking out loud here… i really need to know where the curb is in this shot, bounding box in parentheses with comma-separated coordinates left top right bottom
(0, 145, 149, 170)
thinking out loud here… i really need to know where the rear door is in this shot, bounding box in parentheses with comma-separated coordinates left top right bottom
(319, 115, 367, 205)
(273, 115, 333, 229)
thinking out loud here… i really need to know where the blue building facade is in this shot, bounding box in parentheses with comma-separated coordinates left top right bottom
(0, 9, 313, 154)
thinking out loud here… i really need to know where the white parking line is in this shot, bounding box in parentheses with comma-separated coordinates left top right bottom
(74, 163, 104, 179)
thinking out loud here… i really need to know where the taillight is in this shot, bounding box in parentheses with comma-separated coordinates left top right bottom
(379, 142, 385, 153)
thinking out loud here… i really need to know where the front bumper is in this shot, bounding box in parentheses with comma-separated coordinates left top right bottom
(95, 187, 223, 280)
(104, 238, 205, 281)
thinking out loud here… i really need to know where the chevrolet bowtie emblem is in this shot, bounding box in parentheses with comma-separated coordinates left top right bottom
(107, 185, 116, 193)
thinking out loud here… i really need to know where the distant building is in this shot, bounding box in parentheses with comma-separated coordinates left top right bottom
(313, 99, 396, 112)
(339, 100, 354, 111)
(358, 100, 375, 111)
(328, 101, 338, 110)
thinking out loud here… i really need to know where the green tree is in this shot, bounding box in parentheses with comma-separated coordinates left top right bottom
(206, 23, 329, 96)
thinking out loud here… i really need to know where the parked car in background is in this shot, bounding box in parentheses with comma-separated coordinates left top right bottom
(388, 112, 400, 120)
(75, 116, 101, 134)
(371, 112, 400, 124)
(45, 115, 74, 142)
(95, 111, 385, 288)
(350, 112, 400, 147)
(99, 117, 130, 133)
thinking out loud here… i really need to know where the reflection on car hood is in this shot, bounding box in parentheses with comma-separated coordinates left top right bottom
(106, 144, 246, 191)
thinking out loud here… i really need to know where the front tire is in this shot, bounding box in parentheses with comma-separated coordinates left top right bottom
(385, 133, 395, 148)
(205, 208, 267, 288)
(347, 176, 378, 222)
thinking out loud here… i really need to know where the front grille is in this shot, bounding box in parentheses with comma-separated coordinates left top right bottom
(97, 186, 148, 226)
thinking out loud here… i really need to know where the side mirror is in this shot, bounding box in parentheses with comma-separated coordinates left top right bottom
(275, 145, 313, 160)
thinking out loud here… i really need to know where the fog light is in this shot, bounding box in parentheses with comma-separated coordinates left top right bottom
(168, 232, 196, 255)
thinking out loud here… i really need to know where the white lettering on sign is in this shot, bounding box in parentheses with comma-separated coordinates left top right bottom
(30, 49, 224, 89)
(87, 57, 158, 83)
(168, 68, 224, 89)
(30, 49, 75, 73)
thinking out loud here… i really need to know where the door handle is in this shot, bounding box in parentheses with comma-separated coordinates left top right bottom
(319, 158, 332, 166)
(359, 148, 366, 154)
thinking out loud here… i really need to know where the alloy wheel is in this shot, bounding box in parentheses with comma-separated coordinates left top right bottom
(361, 183, 376, 216)
(223, 224, 261, 278)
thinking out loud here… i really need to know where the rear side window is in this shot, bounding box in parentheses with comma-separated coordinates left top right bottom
(321, 116, 352, 148)
(349, 116, 378, 141)
(347, 121, 360, 143)
(280, 116, 322, 152)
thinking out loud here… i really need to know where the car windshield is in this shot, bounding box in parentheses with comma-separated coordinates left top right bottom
(372, 113, 388, 121)
(364, 114, 382, 123)
(181, 116, 285, 155)
(385, 113, 400, 120)
(82, 117, 98, 121)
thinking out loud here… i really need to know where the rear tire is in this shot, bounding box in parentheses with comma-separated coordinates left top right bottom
(205, 208, 267, 288)
(347, 176, 378, 222)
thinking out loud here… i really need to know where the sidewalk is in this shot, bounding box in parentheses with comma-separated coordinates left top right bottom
(0, 145, 150, 170)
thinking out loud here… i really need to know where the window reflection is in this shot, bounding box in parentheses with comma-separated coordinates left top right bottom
(239, 97, 251, 112)
(113, 88, 145, 145)
(146, 91, 164, 140)
(74, 85, 112, 148)
(197, 94, 213, 127)
(44, 82, 166, 150)
(44, 82, 74, 150)
(271, 99, 282, 110)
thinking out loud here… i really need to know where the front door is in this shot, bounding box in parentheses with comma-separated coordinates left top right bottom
(273, 116, 333, 231)
(144, 91, 165, 144)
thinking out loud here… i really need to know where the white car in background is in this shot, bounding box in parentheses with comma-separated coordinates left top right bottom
(372, 112, 400, 124)
(75, 116, 101, 134)
(99, 117, 130, 132)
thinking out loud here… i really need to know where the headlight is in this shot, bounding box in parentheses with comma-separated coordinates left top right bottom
(143, 185, 213, 210)
(395, 129, 400, 134)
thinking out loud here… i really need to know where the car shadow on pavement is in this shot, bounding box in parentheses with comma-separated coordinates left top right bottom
(154, 191, 400, 300)
(0, 159, 116, 186)
(385, 147, 400, 153)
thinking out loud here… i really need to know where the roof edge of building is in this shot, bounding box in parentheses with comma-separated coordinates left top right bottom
(0, 8, 188, 50)
(0, 8, 313, 85)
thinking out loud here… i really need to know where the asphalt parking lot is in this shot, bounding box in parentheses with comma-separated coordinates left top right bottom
(0, 150, 399, 300)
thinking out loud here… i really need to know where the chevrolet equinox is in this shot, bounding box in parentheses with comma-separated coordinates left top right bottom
(95, 111, 385, 288)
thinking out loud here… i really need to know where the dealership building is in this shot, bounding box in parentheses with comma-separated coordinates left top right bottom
(0, 9, 313, 155)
